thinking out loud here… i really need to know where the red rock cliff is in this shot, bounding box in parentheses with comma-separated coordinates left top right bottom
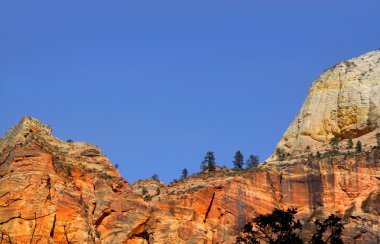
(0, 117, 150, 243)
(1, 50, 379, 243)
(0, 116, 378, 243)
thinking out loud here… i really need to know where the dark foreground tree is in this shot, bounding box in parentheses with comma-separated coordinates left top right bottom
(201, 151, 216, 172)
(236, 208, 303, 244)
(237, 209, 344, 244)
(311, 215, 344, 244)
(246, 155, 259, 169)
(233, 150, 244, 169)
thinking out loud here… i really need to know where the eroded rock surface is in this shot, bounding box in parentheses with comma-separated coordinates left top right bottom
(268, 50, 380, 160)
(1, 50, 379, 243)
(134, 154, 379, 243)
(0, 117, 149, 243)
(131, 179, 165, 201)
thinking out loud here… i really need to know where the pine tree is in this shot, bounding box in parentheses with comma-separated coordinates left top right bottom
(201, 151, 216, 172)
(347, 138, 353, 149)
(233, 150, 244, 169)
(329, 137, 339, 152)
(356, 140, 362, 152)
(200, 160, 207, 171)
(246, 155, 259, 169)
(180, 168, 188, 180)
(207, 152, 216, 171)
(151, 174, 160, 182)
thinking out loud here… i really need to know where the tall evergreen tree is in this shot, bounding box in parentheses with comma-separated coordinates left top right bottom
(200, 160, 207, 171)
(201, 151, 216, 172)
(356, 140, 362, 152)
(246, 154, 259, 169)
(151, 174, 160, 182)
(329, 137, 339, 151)
(347, 138, 353, 149)
(233, 150, 244, 169)
(180, 168, 188, 180)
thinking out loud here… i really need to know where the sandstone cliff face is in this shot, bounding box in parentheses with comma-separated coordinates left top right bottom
(0, 50, 379, 243)
(135, 153, 379, 243)
(269, 50, 380, 160)
(131, 179, 165, 200)
(0, 117, 149, 243)
(0, 117, 378, 243)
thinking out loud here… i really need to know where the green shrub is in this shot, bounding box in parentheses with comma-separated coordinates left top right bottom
(275, 148, 286, 161)
(65, 165, 73, 175)
(95, 229, 101, 238)
(99, 172, 112, 180)
(144, 194, 152, 201)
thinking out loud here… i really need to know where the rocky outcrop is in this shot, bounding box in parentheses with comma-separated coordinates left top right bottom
(1, 117, 378, 243)
(268, 50, 380, 160)
(0, 117, 149, 243)
(135, 152, 379, 243)
(131, 179, 165, 200)
(0, 50, 379, 243)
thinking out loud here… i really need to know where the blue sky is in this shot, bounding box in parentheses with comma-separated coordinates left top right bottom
(1, 1, 379, 183)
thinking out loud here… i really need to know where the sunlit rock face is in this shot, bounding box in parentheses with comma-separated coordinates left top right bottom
(269, 50, 380, 160)
(0, 50, 379, 243)
(0, 117, 150, 243)
(130, 154, 379, 243)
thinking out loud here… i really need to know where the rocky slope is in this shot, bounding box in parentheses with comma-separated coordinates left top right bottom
(141, 153, 379, 243)
(0, 50, 379, 243)
(267, 50, 380, 161)
(0, 117, 150, 243)
(131, 179, 165, 201)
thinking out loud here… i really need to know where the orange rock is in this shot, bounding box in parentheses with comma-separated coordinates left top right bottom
(0, 117, 379, 243)
(0, 117, 150, 243)
(140, 153, 379, 243)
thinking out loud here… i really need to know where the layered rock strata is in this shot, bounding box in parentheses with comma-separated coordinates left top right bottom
(268, 50, 380, 161)
(0, 117, 149, 243)
(0, 50, 379, 243)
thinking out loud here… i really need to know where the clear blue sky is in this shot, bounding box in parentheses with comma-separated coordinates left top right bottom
(1, 1, 379, 183)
